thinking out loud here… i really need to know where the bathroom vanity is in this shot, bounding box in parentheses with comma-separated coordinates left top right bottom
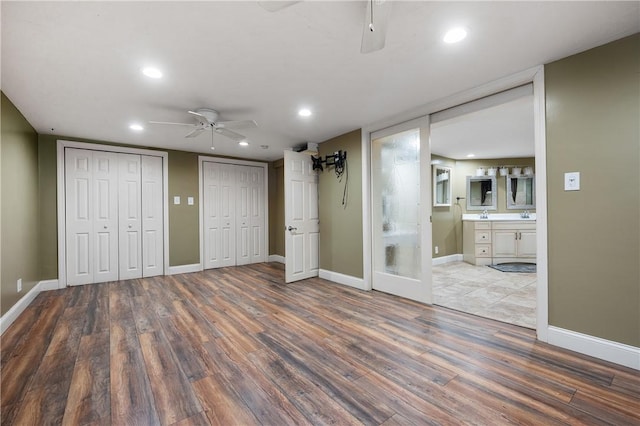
(462, 214, 536, 266)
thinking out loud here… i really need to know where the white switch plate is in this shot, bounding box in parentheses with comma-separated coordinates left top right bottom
(17, 278, 22, 293)
(173, 196, 181, 205)
(188, 196, 194, 205)
(564, 172, 580, 191)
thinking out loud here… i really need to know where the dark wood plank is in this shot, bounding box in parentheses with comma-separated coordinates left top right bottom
(1, 263, 638, 426)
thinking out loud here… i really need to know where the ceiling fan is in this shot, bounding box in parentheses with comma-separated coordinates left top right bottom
(149, 108, 257, 142)
(258, 0, 392, 54)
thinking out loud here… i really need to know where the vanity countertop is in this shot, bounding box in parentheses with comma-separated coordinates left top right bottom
(462, 213, 536, 221)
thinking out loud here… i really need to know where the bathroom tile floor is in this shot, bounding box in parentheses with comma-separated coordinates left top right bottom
(432, 261, 536, 328)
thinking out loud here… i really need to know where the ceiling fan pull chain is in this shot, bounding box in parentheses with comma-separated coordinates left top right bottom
(369, 0, 375, 32)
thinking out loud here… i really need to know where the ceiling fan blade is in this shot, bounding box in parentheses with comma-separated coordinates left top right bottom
(216, 119, 258, 129)
(187, 110, 206, 119)
(215, 127, 247, 143)
(361, 0, 392, 54)
(185, 127, 206, 138)
(258, 1, 300, 12)
(149, 121, 194, 126)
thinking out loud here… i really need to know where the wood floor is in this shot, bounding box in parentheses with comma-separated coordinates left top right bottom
(2, 263, 638, 425)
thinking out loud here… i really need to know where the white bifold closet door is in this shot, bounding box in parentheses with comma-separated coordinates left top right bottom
(203, 162, 265, 269)
(65, 148, 164, 286)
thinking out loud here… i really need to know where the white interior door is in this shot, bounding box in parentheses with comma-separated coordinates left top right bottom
(65, 148, 95, 286)
(236, 165, 265, 265)
(371, 121, 431, 302)
(66, 148, 119, 286)
(118, 153, 142, 279)
(203, 162, 236, 269)
(141, 155, 164, 277)
(284, 150, 319, 283)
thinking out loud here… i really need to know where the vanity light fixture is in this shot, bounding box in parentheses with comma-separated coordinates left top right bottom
(298, 108, 312, 117)
(142, 67, 162, 79)
(443, 27, 467, 44)
(129, 123, 144, 131)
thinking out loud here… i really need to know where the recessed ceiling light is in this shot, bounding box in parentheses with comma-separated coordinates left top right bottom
(466, 153, 475, 158)
(129, 123, 144, 131)
(443, 27, 467, 44)
(210, 146, 215, 151)
(239, 140, 249, 147)
(142, 67, 162, 79)
(298, 108, 312, 117)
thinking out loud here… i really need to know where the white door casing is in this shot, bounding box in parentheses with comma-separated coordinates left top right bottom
(118, 153, 142, 280)
(141, 155, 164, 277)
(284, 150, 319, 283)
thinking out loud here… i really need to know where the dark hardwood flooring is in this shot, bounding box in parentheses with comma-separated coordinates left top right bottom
(2, 262, 639, 425)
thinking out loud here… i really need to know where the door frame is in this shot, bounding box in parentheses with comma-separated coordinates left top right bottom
(361, 66, 549, 342)
(197, 156, 269, 271)
(56, 140, 169, 289)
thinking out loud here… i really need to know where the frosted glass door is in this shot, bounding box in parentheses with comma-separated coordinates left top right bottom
(371, 127, 428, 301)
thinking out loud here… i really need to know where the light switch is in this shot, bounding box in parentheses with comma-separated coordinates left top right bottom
(173, 196, 181, 205)
(564, 172, 580, 191)
(188, 196, 194, 205)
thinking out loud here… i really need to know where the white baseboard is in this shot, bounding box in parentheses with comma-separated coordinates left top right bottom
(319, 269, 366, 290)
(547, 326, 639, 370)
(1, 279, 59, 335)
(39, 279, 60, 291)
(432, 254, 463, 266)
(268, 255, 285, 264)
(168, 264, 202, 275)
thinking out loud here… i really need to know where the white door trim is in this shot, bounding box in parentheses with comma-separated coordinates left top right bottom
(361, 65, 549, 341)
(197, 156, 269, 271)
(56, 140, 169, 288)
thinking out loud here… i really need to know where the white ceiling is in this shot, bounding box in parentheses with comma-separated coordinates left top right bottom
(431, 94, 534, 160)
(2, 1, 638, 162)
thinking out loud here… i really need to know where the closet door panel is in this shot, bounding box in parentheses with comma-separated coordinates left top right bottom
(92, 151, 119, 283)
(66, 148, 94, 286)
(248, 166, 265, 262)
(236, 166, 251, 265)
(142, 155, 164, 277)
(118, 154, 142, 279)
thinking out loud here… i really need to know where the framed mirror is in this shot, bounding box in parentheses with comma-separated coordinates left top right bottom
(507, 175, 535, 209)
(433, 166, 452, 206)
(466, 176, 497, 210)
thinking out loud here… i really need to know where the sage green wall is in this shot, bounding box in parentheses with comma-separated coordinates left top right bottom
(167, 151, 200, 266)
(318, 130, 363, 278)
(268, 159, 285, 257)
(545, 34, 639, 346)
(37, 135, 207, 277)
(431, 155, 459, 258)
(1, 93, 40, 316)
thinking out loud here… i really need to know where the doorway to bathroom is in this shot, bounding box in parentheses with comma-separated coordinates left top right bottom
(429, 84, 537, 328)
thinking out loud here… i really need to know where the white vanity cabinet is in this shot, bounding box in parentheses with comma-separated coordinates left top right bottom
(492, 222, 537, 263)
(463, 217, 536, 266)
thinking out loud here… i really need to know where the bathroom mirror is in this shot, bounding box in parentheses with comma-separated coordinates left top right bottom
(433, 166, 452, 206)
(466, 176, 497, 211)
(506, 175, 536, 209)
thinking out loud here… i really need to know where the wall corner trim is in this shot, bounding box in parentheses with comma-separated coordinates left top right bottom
(0, 279, 59, 335)
(432, 254, 463, 266)
(168, 264, 203, 275)
(268, 255, 285, 264)
(319, 269, 366, 291)
(547, 326, 640, 370)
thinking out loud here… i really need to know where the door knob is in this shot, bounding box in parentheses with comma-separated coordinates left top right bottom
(128, 225, 132, 228)
(287, 226, 297, 231)
(103, 226, 107, 229)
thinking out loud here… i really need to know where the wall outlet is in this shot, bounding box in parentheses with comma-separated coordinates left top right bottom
(17, 278, 22, 293)
(564, 172, 580, 191)
(434, 246, 439, 255)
